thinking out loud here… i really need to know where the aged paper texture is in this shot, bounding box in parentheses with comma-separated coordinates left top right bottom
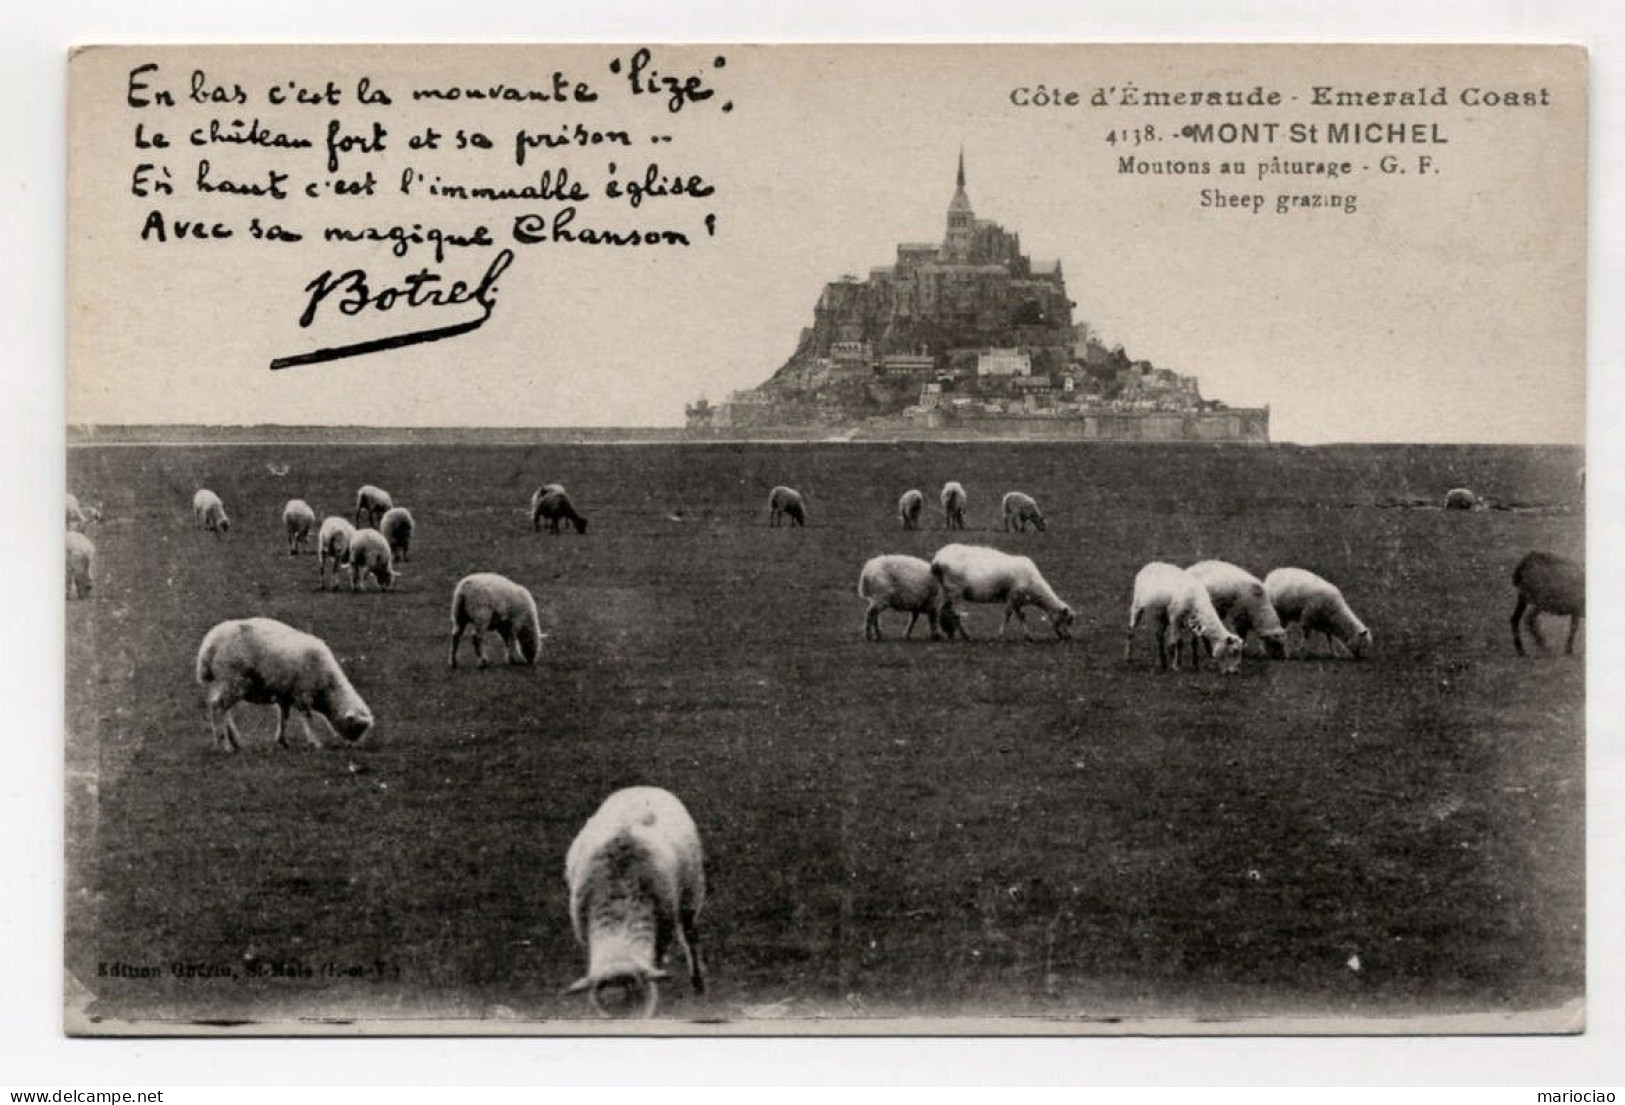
(65, 44, 1585, 1035)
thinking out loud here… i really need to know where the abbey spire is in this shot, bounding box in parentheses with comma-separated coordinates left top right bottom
(944, 147, 975, 261)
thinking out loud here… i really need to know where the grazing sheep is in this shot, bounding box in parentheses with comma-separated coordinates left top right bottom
(194, 617, 373, 752)
(1126, 562, 1244, 673)
(379, 506, 415, 561)
(347, 529, 397, 592)
(940, 481, 968, 530)
(282, 499, 316, 556)
(354, 484, 393, 528)
(449, 573, 542, 667)
(1001, 491, 1046, 533)
(66, 493, 101, 532)
(317, 516, 357, 591)
(565, 787, 706, 1018)
(930, 543, 1073, 640)
(529, 483, 566, 523)
(898, 489, 925, 530)
(1264, 567, 1372, 659)
(1445, 487, 1477, 511)
(857, 554, 967, 642)
(532, 487, 588, 535)
(65, 531, 95, 599)
(1187, 559, 1287, 659)
(1511, 551, 1585, 656)
(767, 485, 806, 527)
(192, 489, 230, 537)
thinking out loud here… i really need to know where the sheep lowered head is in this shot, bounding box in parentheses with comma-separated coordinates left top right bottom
(321, 681, 375, 742)
(566, 966, 672, 1018)
(1211, 631, 1245, 673)
(937, 601, 968, 641)
(1050, 605, 1074, 640)
(514, 618, 543, 665)
(330, 705, 375, 743)
(1346, 627, 1373, 659)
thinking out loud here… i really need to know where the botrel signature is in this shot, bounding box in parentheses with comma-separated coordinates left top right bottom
(271, 248, 515, 370)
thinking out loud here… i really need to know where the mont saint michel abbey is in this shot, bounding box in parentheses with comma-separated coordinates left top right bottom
(687, 154, 1269, 443)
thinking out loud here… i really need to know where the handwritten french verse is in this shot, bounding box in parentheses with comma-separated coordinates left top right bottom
(115, 48, 733, 368)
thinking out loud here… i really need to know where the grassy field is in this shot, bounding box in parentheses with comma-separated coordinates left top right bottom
(64, 441, 1585, 1030)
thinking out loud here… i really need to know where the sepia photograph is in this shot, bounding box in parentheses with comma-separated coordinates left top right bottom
(61, 42, 1585, 1037)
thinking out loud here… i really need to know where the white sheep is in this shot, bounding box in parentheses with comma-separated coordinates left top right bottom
(1001, 491, 1046, 533)
(1264, 567, 1372, 659)
(449, 573, 542, 667)
(940, 481, 968, 530)
(317, 516, 356, 591)
(347, 529, 397, 592)
(379, 506, 415, 561)
(565, 786, 707, 1018)
(857, 554, 967, 641)
(192, 489, 230, 537)
(1126, 562, 1244, 673)
(1187, 559, 1287, 659)
(282, 499, 316, 556)
(66, 493, 101, 532)
(767, 485, 806, 527)
(898, 489, 925, 530)
(1445, 487, 1477, 511)
(194, 617, 373, 752)
(930, 543, 1073, 639)
(532, 487, 588, 535)
(354, 484, 393, 528)
(66, 531, 95, 600)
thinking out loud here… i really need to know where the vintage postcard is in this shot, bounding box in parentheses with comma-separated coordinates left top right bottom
(64, 44, 1586, 1035)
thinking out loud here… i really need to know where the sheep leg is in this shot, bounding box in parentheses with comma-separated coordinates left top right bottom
(1566, 615, 1580, 656)
(274, 702, 292, 748)
(1525, 607, 1548, 652)
(300, 708, 322, 747)
(864, 606, 881, 641)
(500, 629, 518, 665)
(1155, 615, 1170, 670)
(679, 904, 706, 995)
(1124, 608, 1142, 662)
(470, 629, 488, 669)
(1510, 595, 1529, 655)
(449, 622, 465, 667)
(207, 695, 241, 753)
(904, 612, 920, 639)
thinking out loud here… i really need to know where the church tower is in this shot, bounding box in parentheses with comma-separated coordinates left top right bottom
(944, 148, 974, 262)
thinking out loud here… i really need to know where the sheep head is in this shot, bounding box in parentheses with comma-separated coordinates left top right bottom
(1050, 606, 1074, 640)
(567, 967, 670, 1019)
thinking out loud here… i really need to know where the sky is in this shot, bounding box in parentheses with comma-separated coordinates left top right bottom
(67, 44, 1586, 443)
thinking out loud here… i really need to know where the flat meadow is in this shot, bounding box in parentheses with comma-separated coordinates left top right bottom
(64, 440, 1585, 1029)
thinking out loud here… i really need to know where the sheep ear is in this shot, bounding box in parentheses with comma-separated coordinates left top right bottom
(564, 976, 593, 995)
